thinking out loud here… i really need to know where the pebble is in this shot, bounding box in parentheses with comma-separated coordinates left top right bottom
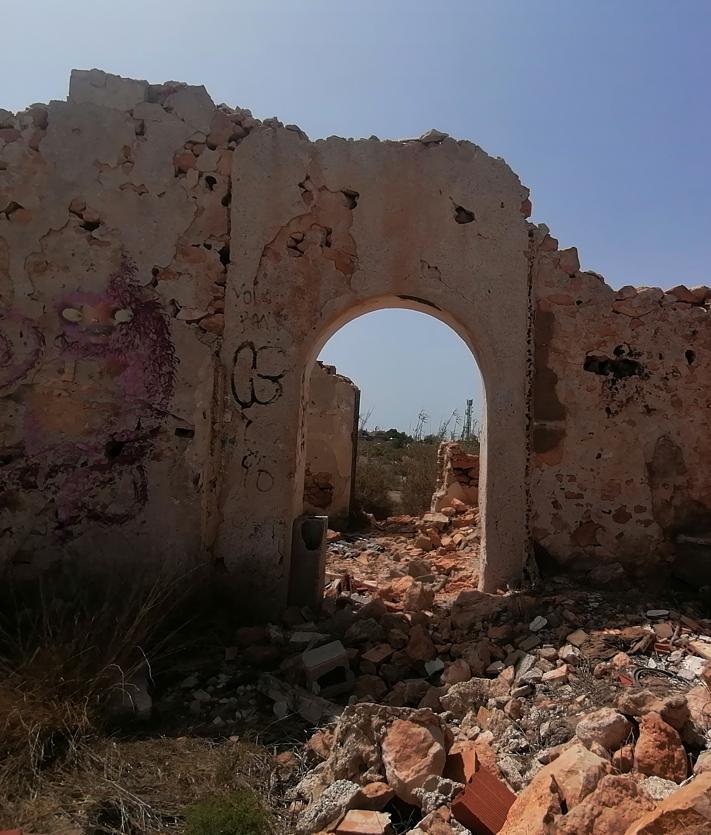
(529, 616, 548, 632)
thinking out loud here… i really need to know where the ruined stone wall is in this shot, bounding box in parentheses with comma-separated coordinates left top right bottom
(7, 68, 709, 607)
(303, 362, 359, 526)
(530, 226, 711, 582)
(431, 442, 480, 511)
(0, 69, 260, 572)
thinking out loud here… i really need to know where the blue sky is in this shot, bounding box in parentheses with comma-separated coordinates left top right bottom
(3, 1, 710, 430)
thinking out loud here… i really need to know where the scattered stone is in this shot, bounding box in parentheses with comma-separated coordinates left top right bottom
(295, 780, 361, 834)
(626, 772, 711, 834)
(442, 659, 471, 685)
(381, 718, 446, 806)
(566, 629, 589, 647)
(529, 616, 548, 632)
(354, 782, 395, 811)
(634, 712, 688, 782)
(575, 708, 633, 752)
(541, 665, 568, 685)
(334, 809, 393, 834)
(639, 775, 680, 800)
(554, 774, 656, 835)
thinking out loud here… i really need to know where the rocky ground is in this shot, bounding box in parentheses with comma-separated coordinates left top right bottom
(155, 502, 711, 834)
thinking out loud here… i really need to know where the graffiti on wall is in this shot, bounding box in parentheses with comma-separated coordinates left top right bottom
(0, 258, 176, 547)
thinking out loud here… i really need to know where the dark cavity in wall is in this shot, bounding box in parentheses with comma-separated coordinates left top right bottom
(341, 189, 359, 209)
(584, 353, 644, 379)
(685, 350, 696, 365)
(454, 205, 475, 224)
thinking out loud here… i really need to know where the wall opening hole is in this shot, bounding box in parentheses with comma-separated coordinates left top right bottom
(454, 205, 475, 224)
(105, 439, 126, 459)
(341, 189, 359, 209)
(584, 354, 643, 379)
(685, 349, 696, 365)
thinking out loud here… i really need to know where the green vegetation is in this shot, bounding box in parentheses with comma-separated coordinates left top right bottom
(353, 414, 480, 519)
(184, 790, 273, 835)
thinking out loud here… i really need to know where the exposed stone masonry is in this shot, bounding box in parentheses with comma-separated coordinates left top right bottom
(1, 69, 710, 607)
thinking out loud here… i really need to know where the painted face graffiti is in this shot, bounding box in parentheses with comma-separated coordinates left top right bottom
(0, 258, 176, 544)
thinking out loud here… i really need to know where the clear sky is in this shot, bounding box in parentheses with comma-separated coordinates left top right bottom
(3, 1, 710, 430)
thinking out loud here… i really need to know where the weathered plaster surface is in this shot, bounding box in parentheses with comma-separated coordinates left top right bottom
(0, 69, 254, 572)
(219, 124, 532, 606)
(530, 228, 711, 580)
(3, 69, 707, 610)
(303, 362, 359, 526)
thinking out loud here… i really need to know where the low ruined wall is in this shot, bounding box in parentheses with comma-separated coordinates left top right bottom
(303, 362, 359, 526)
(0, 69, 260, 573)
(530, 226, 711, 582)
(431, 441, 480, 511)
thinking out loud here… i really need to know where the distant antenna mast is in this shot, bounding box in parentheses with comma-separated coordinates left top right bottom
(463, 399, 473, 441)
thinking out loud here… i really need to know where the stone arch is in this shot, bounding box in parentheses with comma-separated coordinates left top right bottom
(218, 127, 533, 611)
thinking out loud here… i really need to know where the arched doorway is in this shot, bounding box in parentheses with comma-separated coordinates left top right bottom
(305, 307, 483, 524)
(217, 128, 532, 610)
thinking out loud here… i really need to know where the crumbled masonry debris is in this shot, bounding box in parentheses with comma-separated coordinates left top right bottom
(149, 502, 711, 833)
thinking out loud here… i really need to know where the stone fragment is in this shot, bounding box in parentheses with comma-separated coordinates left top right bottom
(541, 664, 568, 685)
(424, 658, 445, 677)
(639, 775, 679, 800)
(406, 624, 436, 662)
(334, 810, 393, 834)
(296, 779, 361, 834)
(442, 658, 471, 685)
(450, 590, 502, 630)
(518, 743, 611, 810)
(529, 615, 548, 632)
(498, 773, 563, 835)
(693, 750, 711, 775)
(575, 708, 633, 751)
(634, 712, 688, 782)
(403, 582, 435, 612)
(354, 782, 395, 811)
(361, 644, 394, 666)
(381, 719, 446, 806)
(306, 729, 334, 760)
(419, 129, 449, 144)
(687, 640, 711, 661)
(625, 772, 711, 834)
(612, 743, 635, 774)
(683, 684, 711, 743)
(439, 677, 499, 720)
(566, 629, 589, 647)
(554, 775, 655, 835)
(412, 806, 468, 834)
(319, 704, 442, 788)
(617, 689, 689, 730)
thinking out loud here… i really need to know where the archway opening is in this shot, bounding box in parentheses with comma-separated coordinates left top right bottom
(295, 305, 486, 606)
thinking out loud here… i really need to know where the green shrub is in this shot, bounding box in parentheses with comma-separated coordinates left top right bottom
(353, 455, 395, 518)
(184, 790, 272, 835)
(399, 441, 439, 515)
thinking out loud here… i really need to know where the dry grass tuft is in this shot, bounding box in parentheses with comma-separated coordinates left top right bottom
(1, 736, 286, 834)
(0, 564, 198, 804)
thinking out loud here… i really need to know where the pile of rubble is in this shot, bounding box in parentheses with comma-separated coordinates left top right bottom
(159, 504, 711, 833)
